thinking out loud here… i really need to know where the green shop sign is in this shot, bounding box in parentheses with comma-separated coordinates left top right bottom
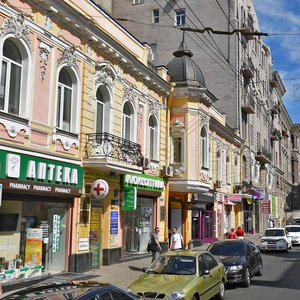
(0, 150, 83, 195)
(122, 174, 164, 192)
(122, 187, 137, 211)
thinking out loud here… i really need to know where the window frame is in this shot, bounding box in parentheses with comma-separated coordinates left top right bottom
(175, 8, 186, 26)
(200, 126, 209, 169)
(122, 101, 136, 142)
(153, 9, 160, 24)
(148, 114, 159, 160)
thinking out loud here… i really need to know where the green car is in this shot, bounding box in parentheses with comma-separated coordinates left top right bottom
(128, 250, 226, 300)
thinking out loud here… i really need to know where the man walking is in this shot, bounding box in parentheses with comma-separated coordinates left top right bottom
(150, 227, 161, 262)
(170, 227, 183, 250)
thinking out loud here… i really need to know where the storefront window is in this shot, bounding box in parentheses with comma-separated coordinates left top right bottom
(123, 197, 153, 255)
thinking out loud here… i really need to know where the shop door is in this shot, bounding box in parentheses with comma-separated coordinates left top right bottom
(45, 206, 67, 273)
(123, 197, 153, 254)
(202, 210, 216, 242)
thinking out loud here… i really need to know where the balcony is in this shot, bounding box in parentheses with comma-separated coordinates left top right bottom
(256, 147, 272, 164)
(85, 132, 143, 167)
(241, 58, 255, 78)
(241, 91, 255, 114)
(240, 15, 255, 40)
(270, 71, 279, 88)
(271, 128, 282, 141)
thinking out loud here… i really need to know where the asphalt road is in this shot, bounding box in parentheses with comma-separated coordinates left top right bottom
(224, 245, 300, 300)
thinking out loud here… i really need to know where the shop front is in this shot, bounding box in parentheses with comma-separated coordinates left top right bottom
(0, 149, 83, 283)
(121, 174, 165, 259)
(190, 192, 216, 243)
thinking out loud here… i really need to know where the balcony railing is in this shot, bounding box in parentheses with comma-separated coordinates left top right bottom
(271, 128, 282, 141)
(85, 132, 143, 166)
(256, 147, 272, 164)
(241, 91, 255, 114)
(241, 58, 255, 78)
(240, 16, 255, 39)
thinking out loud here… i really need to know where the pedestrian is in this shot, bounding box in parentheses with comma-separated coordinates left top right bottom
(235, 226, 245, 239)
(226, 227, 237, 239)
(150, 227, 161, 262)
(170, 227, 183, 250)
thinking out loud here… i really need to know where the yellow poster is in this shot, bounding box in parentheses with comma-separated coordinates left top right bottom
(25, 228, 43, 268)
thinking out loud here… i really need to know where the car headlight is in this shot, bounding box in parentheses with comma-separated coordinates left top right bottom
(167, 290, 186, 299)
(228, 265, 243, 271)
(278, 239, 285, 243)
(127, 288, 135, 295)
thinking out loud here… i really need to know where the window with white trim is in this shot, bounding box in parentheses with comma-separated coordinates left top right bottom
(148, 114, 158, 159)
(234, 156, 239, 183)
(95, 86, 111, 133)
(226, 155, 230, 184)
(133, 0, 144, 4)
(200, 127, 208, 168)
(242, 155, 247, 180)
(153, 9, 159, 23)
(150, 43, 158, 61)
(170, 121, 185, 164)
(216, 150, 221, 180)
(56, 67, 74, 132)
(122, 101, 135, 141)
(175, 9, 186, 26)
(0, 38, 28, 117)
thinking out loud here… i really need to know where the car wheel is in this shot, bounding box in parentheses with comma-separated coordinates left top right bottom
(241, 268, 251, 287)
(215, 280, 225, 300)
(255, 260, 263, 276)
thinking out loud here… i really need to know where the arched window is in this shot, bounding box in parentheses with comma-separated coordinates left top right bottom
(216, 150, 221, 180)
(148, 114, 158, 159)
(200, 127, 208, 168)
(226, 155, 230, 184)
(122, 101, 134, 141)
(0, 39, 22, 115)
(242, 155, 247, 180)
(96, 88, 104, 133)
(56, 67, 77, 132)
(234, 156, 239, 183)
(95, 86, 111, 133)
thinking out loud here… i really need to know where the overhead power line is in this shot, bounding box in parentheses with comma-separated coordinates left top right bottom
(181, 27, 269, 36)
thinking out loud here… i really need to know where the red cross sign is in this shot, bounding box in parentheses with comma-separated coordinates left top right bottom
(92, 179, 109, 199)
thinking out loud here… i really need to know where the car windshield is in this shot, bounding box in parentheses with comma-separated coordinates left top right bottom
(147, 255, 196, 275)
(209, 242, 244, 256)
(264, 229, 284, 236)
(286, 227, 300, 233)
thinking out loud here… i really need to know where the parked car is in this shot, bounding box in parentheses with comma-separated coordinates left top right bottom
(2, 281, 140, 299)
(128, 250, 227, 300)
(285, 225, 300, 245)
(207, 239, 263, 288)
(259, 227, 292, 252)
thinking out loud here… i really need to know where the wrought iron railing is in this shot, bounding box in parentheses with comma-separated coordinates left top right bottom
(257, 147, 272, 162)
(85, 132, 143, 166)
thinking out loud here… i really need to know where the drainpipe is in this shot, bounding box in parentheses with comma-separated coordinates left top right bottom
(164, 83, 176, 243)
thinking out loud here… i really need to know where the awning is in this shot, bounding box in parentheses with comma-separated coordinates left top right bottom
(225, 200, 236, 206)
(225, 194, 242, 203)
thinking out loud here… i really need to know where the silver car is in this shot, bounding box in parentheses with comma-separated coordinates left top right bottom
(285, 225, 300, 245)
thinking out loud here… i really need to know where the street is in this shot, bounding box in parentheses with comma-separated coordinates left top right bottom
(225, 246, 300, 300)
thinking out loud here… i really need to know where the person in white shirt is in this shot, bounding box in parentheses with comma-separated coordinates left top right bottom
(170, 227, 183, 250)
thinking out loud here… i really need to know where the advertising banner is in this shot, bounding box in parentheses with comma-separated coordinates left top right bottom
(25, 228, 43, 268)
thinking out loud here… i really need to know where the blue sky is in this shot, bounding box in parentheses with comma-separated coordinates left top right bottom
(254, 0, 300, 123)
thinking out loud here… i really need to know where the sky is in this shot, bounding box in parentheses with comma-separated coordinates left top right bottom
(253, 0, 300, 124)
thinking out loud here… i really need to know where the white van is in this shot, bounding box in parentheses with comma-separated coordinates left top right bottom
(285, 225, 300, 245)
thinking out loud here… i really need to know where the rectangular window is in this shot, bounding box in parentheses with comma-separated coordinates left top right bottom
(175, 9, 185, 26)
(0, 61, 7, 110)
(153, 9, 159, 23)
(173, 137, 182, 163)
(133, 0, 144, 4)
(150, 43, 158, 61)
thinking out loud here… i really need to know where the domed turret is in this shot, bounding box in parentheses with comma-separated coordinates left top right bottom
(166, 37, 206, 87)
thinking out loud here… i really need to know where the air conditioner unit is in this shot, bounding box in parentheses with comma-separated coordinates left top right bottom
(162, 165, 174, 177)
(215, 180, 222, 188)
(142, 157, 151, 169)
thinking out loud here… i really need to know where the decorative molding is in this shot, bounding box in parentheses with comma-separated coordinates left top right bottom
(57, 46, 79, 73)
(1, 13, 32, 50)
(95, 63, 116, 88)
(39, 42, 50, 81)
(148, 100, 159, 116)
(0, 117, 30, 138)
(53, 129, 79, 151)
(138, 101, 145, 126)
(123, 85, 137, 105)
